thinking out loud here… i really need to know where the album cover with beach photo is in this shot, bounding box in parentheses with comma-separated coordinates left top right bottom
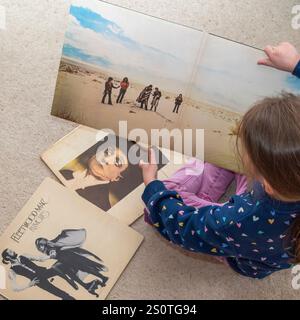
(41, 126, 178, 225)
(0, 178, 143, 300)
(51, 0, 300, 172)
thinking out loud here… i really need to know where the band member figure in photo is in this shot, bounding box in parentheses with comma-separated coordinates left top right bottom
(101, 77, 120, 105)
(116, 77, 130, 104)
(137, 85, 153, 110)
(1, 249, 75, 300)
(150, 87, 162, 112)
(35, 229, 109, 298)
(173, 94, 183, 113)
(61, 145, 129, 211)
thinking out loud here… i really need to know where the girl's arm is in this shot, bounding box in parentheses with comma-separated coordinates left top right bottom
(142, 180, 246, 256)
(140, 149, 246, 256)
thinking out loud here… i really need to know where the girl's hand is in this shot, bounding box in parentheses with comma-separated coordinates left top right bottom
(258, 42, 300, 73)
(139, 148, 158, 186)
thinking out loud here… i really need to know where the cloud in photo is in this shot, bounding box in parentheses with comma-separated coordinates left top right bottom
(62, 0, 202, 93)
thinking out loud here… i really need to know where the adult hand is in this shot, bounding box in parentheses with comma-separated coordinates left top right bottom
(139, 148, 158, 186)
(257, 42, 300, 73)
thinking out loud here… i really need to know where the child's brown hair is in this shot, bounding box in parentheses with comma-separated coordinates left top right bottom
(237, 93, 300, 262)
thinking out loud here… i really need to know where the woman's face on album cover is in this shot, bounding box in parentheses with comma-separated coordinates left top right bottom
(89, 147, 128, 182)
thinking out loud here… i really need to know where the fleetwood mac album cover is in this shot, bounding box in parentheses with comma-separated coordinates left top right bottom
(0, 178, 143, 300)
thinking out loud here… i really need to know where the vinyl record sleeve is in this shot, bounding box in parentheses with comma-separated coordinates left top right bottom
(0, 178, 143, 300)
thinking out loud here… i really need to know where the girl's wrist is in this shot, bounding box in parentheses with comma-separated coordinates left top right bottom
(292, 57, 300, 75)
(144, 178, 156, 186)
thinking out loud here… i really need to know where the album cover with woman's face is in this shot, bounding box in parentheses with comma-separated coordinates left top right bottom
(0, 178, 143, 300)
(41, 126, 175, 225)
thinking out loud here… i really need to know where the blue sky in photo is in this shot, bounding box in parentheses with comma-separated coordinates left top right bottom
(190, 35, 300, 112)
(69, 6, 140, 52)
(63, 43, 112, 67)
(61, 1, 201, 94)
(62, 1, 300, 112)
(63, 5, 184, 70)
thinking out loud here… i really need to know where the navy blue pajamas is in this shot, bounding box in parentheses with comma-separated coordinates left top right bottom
(142, 180, 300, 279)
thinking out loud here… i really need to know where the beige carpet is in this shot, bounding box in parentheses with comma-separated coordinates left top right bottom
(1, 0, 300, 300)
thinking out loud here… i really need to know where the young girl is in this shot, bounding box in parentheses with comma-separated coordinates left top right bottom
(140, 41, 300, 279)
(141, 93, 300, 279)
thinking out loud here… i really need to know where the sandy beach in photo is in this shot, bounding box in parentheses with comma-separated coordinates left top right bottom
(52, 57, 180, 133)
(180, 99, 242, 171)
(51, 58, 242, 171)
